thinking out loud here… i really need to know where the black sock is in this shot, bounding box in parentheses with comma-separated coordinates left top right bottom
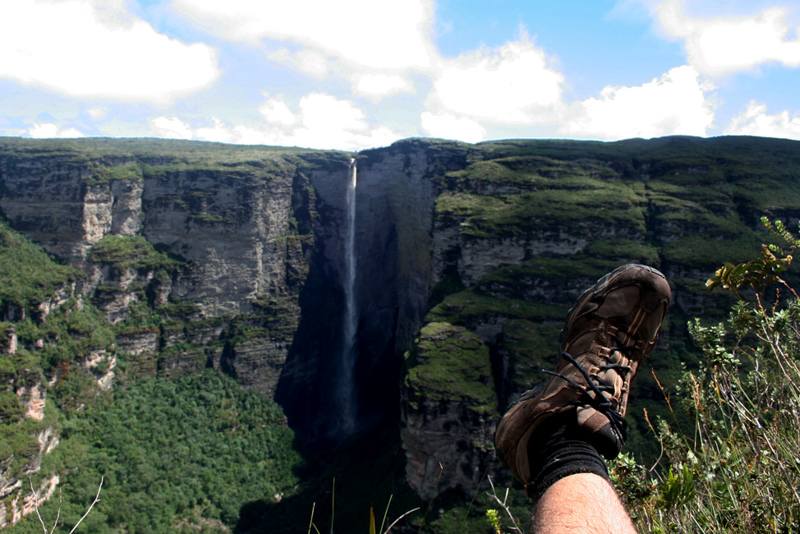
(525, 411, 610, 500)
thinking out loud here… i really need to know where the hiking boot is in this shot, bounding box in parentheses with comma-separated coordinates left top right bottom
(494, 264, 671, 487)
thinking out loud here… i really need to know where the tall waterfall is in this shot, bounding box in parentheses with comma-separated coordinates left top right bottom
(337, 158, 358, 436)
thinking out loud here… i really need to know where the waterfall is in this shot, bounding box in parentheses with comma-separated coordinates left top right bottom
(337, 158, 358, 436)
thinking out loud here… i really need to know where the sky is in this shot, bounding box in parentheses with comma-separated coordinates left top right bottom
(1, 0, 799, 151)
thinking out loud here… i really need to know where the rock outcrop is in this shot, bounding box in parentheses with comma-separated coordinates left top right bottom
(0, 324, 60, 529)
(402, 323, 496, 499)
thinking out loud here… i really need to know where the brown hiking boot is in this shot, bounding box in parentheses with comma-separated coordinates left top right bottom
(494, 264, 671, 488)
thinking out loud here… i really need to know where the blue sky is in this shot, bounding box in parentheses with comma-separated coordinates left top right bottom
(1, 0, 799, 151)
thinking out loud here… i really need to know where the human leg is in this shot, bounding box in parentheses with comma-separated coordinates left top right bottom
(494, 264, 671, 530)
(532, 473, 636, 534)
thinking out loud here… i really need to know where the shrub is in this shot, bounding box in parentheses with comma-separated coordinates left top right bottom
(0, 391, 24, 423)
(616, 218, 800, 532)
(87, 235, 183, 271)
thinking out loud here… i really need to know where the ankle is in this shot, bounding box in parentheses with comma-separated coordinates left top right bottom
(525, 412, 609, 500)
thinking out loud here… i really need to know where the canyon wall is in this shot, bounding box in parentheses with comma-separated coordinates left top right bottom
(1, 135, 800, 505)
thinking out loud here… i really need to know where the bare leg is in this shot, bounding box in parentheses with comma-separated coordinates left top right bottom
(531, 473, 637, 534)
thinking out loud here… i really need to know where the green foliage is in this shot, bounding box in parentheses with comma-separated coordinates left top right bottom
(14, 370, 302, 534)
(0, 391, 24, 423)
(113, 300, 162, 334)
(406, 480, 529, 534)
(87, 235, 183, 271)
(435, 174, 646, 239)
(485, 508, 502, 534)
(0, 220, 81, 313)
(427, 287, 565, 327)
(428, 275, 467, 309)
(16, 298, 115, 372)
(477, 256, 615, 287)
(615, 221, 800, 532)
(585, 238, 660, 266)
(660, 234, 764, 268)
(89, 162, 143, 184)
(0, 349, 41, 389)
(189, 213, 234, 224)
(657, 464, 695, 511)
(0, 137, 332, 171)
(156, 300, 202, 319)
(405, 323, 496, 412)
(0, 399, 57, 483)
(707, 217, 800, 297)
(500, 319, 562, 394)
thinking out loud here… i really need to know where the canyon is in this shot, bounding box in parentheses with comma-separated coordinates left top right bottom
(1, 134, 800, 517)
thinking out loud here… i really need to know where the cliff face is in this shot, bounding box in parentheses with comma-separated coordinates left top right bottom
(399, 136, 800, 497)
(2, 136, 800, 504)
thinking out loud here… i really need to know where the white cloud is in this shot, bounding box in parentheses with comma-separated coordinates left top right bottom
(725, 101, 800, 140)
(152, 94, 401, 151)
(173, 0, 435, 71)
(269, 48, 330, 79)
(259, 97, 297, 127)
(192, 118, 254, 144)
(174, 0, 433, 100)
(26, 123, 85, 138)
(296, 93, 366, 131)
(269, 49, 416, 100)
(427, 33, 566, 124)
(353, 73, 415, 99)
(561, 65, 715, 140)
(0, 0, 219, 103)
(286, 93, 401, 149)
(653, 0, 800, 76)
(151, 115, 266, 144)
(152, 116, 193, 139)
(420, 112, 485, 143)
(87, 107, 108, 120)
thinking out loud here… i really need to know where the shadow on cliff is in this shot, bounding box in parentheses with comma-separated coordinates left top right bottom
(234, 425, 422, 534)
(272, 246, 348, 442)
(273, 224, 405, 447)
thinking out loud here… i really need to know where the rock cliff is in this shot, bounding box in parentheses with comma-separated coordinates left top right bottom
(1, 135, 800, 505)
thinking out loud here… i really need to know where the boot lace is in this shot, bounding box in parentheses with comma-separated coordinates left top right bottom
(541, 336, 635, 437)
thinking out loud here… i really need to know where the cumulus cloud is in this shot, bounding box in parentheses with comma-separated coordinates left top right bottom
(653, 0, 800, 76)
(151, 115, 274, 144)
(420, 112, 485, 143)
(26, 123, 85, 138)
(151, 93, 401, 150)
(258, 97, 297, 127)
(427, 33, 566, 125)
(561, 65, 715, 140)
(276, 93, 401, 149)
(0, 0, 219, 103)
(173, 0, 435, 70)
(152, 116, 194, 139)
(295, 93, 366, 132)
(725, 101, 800, 140)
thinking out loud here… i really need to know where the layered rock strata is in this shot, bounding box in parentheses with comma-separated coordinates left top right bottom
(2, 136, 800, 502)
